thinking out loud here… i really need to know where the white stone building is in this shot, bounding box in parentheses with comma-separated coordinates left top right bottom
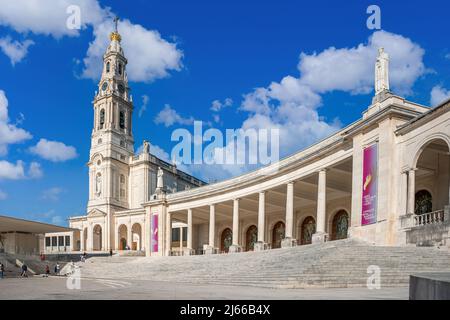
(47, 25, 450, 257)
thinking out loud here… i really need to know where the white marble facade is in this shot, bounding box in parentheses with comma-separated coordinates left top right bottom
(47, 26, 450, 256)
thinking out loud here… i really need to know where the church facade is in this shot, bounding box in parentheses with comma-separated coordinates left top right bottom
(45, 26, 450, 257)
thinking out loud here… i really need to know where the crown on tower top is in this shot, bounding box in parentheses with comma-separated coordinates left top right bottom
(109, 16, 121, 42)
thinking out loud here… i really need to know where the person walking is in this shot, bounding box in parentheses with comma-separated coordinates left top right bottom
(45, 265, 50, 277)
(21, 263, 28, 277)
(109, 249, 113, 257)
(54, 262, 60, 276)
(0, 262, 4, 279)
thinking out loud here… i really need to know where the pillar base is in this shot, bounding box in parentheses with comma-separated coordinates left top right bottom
(229, 245, 242, 253)
(183, 248, 195, 256)
(312, 232, 329, 244)
(281, 237, 297, 248)
(253, 242, 269, 252)
(203, 245, 218, 255)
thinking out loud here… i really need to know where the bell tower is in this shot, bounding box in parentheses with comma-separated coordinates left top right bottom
(87, 17, 134, 215)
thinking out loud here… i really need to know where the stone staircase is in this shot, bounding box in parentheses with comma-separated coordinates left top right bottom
(78, 239, 450, 288)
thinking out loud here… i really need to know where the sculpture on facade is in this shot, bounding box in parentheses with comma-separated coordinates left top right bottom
(95, 173, 102, 196)
(143, 140, 150, 154)
(375, 47, 390, 95)
(156, 167, 164, 194)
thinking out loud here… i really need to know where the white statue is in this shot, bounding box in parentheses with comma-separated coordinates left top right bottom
(95, 173, 102, 196)
(375, 47, 390, 95)
(143, 140, 150, 154)
(156, 167, 164, 190)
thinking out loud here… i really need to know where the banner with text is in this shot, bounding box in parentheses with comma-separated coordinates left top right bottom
(361, 143, 378, 225)
(151, 214, 158, 253)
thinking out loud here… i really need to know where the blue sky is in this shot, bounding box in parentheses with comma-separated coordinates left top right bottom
(0, 0, 450, 226)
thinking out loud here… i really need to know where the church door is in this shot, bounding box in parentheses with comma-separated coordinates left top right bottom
(220, 228, 233, 253)
(246, 225, 258, 251)
(301, 217, 316, 245)
(271, 221, 285, 249)
(332, 210, 349, 241)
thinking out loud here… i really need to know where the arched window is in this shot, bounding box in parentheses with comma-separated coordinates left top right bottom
(301, 216, 316, 245)
(118, 63, 122, 75)
(99, 109, 105, 129)
(271, 221, 285, 249)
(332, 210, 349, 241)
(415, 190, 432, 215)
(119, 111, 125, 129)
(106, 61, 110, 73)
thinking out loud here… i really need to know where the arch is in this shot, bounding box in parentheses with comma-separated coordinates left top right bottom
(245, 225, 258, 251)
(271, 221, 285, 249)
(412, 136, 450, 169)
(300, 216, 316, 245)
(415, 190, 433, 215)
(331, 210, 349, 241)
(106, 61, 110, 73)
(131, 223, 142, 251)
(220, 228, 233, 253)
(92, 224, 102, 251)
(118, 224, 128, 250)
(119, 110, 125, 129)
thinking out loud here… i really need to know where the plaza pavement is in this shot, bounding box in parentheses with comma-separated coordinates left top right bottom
(0, 276, 408, 300)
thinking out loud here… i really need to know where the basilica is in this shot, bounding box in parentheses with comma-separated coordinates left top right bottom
(45, 25, 450, 257)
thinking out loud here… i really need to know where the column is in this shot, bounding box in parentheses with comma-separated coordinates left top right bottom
(179, 227, 183, 252)
(165, 212, 172, 256)
(282, 181, 296, 247)
(255, 191, 267, 251)
(127, 223, 132, 250)
(88, 223, 94, 251)
(80, 229, 85, 252)
(229, 199, 242, 253)
(205, 205, 216, 254)
(407, 169, 416, 214)
(185, 209, 193, 255)
(312, 169, 328, 243)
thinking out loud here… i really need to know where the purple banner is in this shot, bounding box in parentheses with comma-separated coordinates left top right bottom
(151, 214, 158, 253)
(361, 144, 378, 225)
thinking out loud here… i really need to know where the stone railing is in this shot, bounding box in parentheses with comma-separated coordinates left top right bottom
(414, 210, 445, 227)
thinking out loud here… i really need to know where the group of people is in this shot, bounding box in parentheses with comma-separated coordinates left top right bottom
(43, 262, 61, 277)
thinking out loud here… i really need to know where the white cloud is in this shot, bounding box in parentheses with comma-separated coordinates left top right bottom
(0, 90, 33, 155)
(81, 19, 183, 82)
(41, 187, 64, 201)
(0, 0, 106, 38)
(29, 138, 78, 162)
(139, 94, 149, 118)
(0, 37, 34, 65)
(210, 98, 233, 112)
(28, 162, 43, 179)
(51, 215, 64, 226)
(154, 104, 194, 127)
(0, 189, 7, 200)
(430, 86, 450, 106)
(0, 160, 25, 180)
(298, 30, 426, 96)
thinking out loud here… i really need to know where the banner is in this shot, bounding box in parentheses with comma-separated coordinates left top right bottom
(361, 143, 378, 225)
(151, 214, 158, 253)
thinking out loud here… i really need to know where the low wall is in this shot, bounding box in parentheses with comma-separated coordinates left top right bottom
(410, 273, 450, 300)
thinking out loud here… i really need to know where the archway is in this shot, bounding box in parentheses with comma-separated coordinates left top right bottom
(301, 216, 316, 245)
(131, 223, 142, 251)
(414, 139, 450, 214)
(118, 224, 128, 250)
(415, 190, 433, 215)
(245, 225, 258, 251)
(271, 221, 285, 249)
(220, 228, 233, 253)
(93, 224, 102, 251)
(331, 210, 349, 241)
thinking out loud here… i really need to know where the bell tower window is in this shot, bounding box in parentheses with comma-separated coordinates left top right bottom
(119, 111, 125, 129)
(99, 109, 105, 129)
(106, 62, 110, 73)
(118, 63, 122, 75)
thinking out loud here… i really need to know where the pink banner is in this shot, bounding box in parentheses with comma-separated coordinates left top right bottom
(361, 144, 378, 225)
(151, 214, 158, 253)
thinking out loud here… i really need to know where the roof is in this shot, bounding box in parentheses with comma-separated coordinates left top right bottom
(0, 215, 75, 234)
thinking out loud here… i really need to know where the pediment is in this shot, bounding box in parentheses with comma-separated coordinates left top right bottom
(87, 208, 107, 217)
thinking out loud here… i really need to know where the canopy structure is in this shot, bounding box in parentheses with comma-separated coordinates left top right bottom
(0, 215, 74, 234)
